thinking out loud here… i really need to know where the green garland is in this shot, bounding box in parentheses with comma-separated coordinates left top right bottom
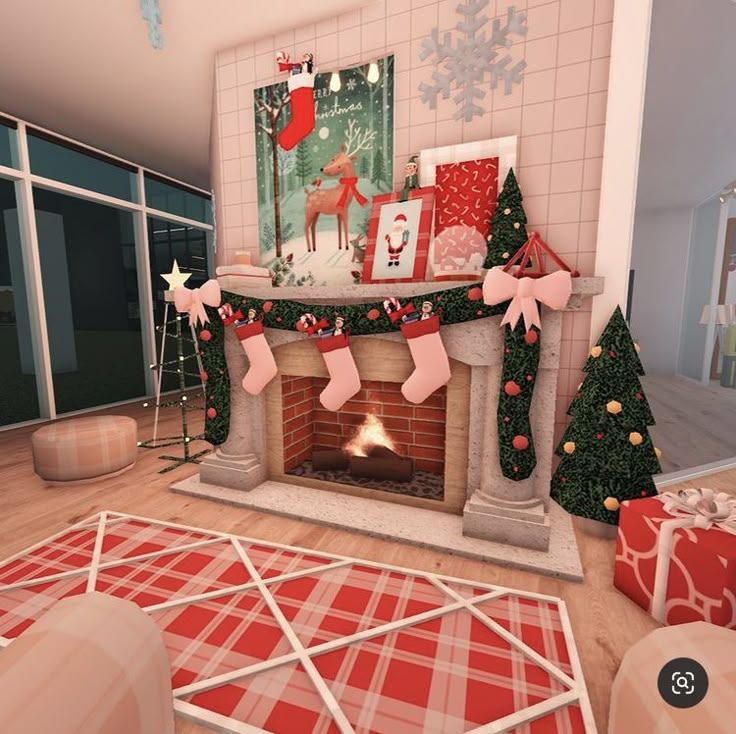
(197, 282, 541, 479)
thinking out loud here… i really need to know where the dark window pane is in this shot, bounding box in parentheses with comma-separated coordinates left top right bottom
(33, 188, 145, 413)
(0, 124, 19, 169)
(0, 178, 40, 424)
(28, 133, 137, 202)
(145, 175, 212, 224)
(147, 217, 209, 391)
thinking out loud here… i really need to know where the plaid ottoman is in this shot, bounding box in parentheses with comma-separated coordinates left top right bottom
(31, 416, 137, 484)
(0, 592, 175, 734)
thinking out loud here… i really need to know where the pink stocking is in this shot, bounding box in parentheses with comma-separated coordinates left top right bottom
(399, 317, 451, 403)
(235, 321, 278, 395)
(316, 334, 361, 411)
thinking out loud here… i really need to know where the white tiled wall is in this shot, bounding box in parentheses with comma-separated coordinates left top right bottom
(211, 0, 615, 441)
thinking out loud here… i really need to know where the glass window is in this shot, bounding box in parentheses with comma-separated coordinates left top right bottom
(0, 178, 40, 425)
(33, 187, 145, 413)
(0, 121, 19, 169)
(148, 217, 209, 391)
(145, 175, 212, 224)
(28, 132, 137, 202)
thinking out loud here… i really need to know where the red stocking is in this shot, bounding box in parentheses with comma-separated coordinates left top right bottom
(279, 73, 316, 151)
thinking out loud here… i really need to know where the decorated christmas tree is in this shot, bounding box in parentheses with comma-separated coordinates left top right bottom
(551, 306, 662, 525)
(484, 168, 528, 269)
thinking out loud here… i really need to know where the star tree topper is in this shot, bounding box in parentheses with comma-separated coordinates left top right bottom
(161, 259, 192, 290)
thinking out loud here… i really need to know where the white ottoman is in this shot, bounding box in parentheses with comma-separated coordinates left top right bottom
(31, 415, 137, 483)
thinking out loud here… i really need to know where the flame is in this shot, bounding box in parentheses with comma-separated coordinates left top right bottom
(343, 413, 397, 457)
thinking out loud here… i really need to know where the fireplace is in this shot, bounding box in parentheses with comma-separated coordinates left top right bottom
(184, 279, 603, 558)
(263, 335, 470, 514)
(280, 376, 446, 502)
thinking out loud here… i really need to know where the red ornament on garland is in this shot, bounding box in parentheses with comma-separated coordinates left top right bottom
(207, 407, 217, 419)
(512, 435, 529, 450)
(504, 381, 521, 396)
(199, 329, 212, 342)
(468, 287, 483, 301)
(200, 370, 208, 382)
(524, 330, 538, 345)
(367, 308, 380, 321)
(263, 300, 273, 313)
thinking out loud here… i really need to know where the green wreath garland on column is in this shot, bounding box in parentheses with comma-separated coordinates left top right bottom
(197, 282, 541, 480)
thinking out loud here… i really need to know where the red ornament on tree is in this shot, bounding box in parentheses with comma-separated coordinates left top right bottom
(207, 407, 217, 419)
(199, 329, 212, 342)
(524, 330, 538, 345)
(609, 350, 616, 357)
(596, 432, 603, 440)
(504, 381, 521, 396)
(512, 435, 529, 450)
(200, 370, 208, 382)
(636, 393, 643, 400)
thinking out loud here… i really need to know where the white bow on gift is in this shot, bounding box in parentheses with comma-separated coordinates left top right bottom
(650, 488, 736, 622)
(173, 279, 222, 328)
(482, 268, 572, 332)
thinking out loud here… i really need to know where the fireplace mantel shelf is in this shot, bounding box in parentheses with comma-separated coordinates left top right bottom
(221, 276, 604, 310)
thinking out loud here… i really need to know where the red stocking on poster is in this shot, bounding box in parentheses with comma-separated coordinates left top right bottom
(279, 73, 316, 151)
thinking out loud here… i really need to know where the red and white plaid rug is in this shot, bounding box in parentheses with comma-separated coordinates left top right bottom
(0, 512, 596, 733)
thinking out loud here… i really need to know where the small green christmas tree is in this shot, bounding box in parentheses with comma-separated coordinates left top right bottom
(484, 168, 529, 268)
(371, 148, 386, 188)
(551, 306, 662, 525)
(295, 140, 312, 185)
(359, 155, 370, 178)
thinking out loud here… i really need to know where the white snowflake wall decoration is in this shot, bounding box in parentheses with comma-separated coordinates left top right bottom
(419, 1, 528, 122)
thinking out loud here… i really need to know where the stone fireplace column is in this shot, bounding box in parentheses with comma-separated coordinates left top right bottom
(199, 329, 268, 491)
(462, 310, 563, 552)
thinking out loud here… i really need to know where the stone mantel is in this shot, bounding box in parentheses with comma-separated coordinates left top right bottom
(188, 275, 603, 555)
(220, 277, 604, 311)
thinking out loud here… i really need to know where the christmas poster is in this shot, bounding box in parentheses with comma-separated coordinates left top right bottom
(254, 56, 394, 286)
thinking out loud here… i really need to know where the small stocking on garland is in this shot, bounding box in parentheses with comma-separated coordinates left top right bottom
(383, 298, 451, 404)
(497, 324, 540, 480)
(299, 313, 360, 411)
(234, 308, 278, 395)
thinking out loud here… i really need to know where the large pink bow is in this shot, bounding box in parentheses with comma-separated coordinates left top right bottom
(483, 268, 572, 332)
(173, 279, 221, 327)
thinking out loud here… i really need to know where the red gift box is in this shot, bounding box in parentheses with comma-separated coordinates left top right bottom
(614, 489, 736, 628)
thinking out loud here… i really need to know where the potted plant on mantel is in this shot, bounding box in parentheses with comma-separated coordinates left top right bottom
(550, 306, 663, 538)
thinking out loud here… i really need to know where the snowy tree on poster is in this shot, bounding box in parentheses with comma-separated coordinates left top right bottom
(254, 55, 394, 286)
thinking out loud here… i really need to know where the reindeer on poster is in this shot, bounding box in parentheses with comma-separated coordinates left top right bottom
(303, 120, 376, 252)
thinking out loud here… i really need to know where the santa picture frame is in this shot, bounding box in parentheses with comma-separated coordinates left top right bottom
(361, 187, 435, 284)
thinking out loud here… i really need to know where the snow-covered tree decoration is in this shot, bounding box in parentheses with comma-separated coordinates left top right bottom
(419, 1, 527, 122)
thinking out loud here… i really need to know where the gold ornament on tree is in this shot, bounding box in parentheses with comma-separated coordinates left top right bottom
(655, 447, 662, 459)
(563, 441, 576, 454)
(604, 496, 620, 512)
(629, 432, 643, 445)
(606, 400, 622, 415)
(504, 207, 511, 215)
(590, 346, 602, 358)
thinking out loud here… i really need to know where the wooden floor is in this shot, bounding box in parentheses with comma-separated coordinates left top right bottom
(643, 374, 736, 473)
(2, 402, 734, 734)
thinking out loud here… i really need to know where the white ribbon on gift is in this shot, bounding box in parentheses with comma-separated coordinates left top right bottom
(650, 488, 736, 622)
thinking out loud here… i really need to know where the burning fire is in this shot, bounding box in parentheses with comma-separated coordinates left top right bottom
(343, 413, 398, 457)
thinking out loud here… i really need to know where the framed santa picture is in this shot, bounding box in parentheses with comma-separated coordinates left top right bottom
(361, 187, 435, 284)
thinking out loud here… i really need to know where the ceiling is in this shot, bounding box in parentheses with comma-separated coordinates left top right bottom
(636, 0, 736, 211)
(0, 0, 366, 190)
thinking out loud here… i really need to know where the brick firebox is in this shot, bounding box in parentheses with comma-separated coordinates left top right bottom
(281, 376, 447, 474)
